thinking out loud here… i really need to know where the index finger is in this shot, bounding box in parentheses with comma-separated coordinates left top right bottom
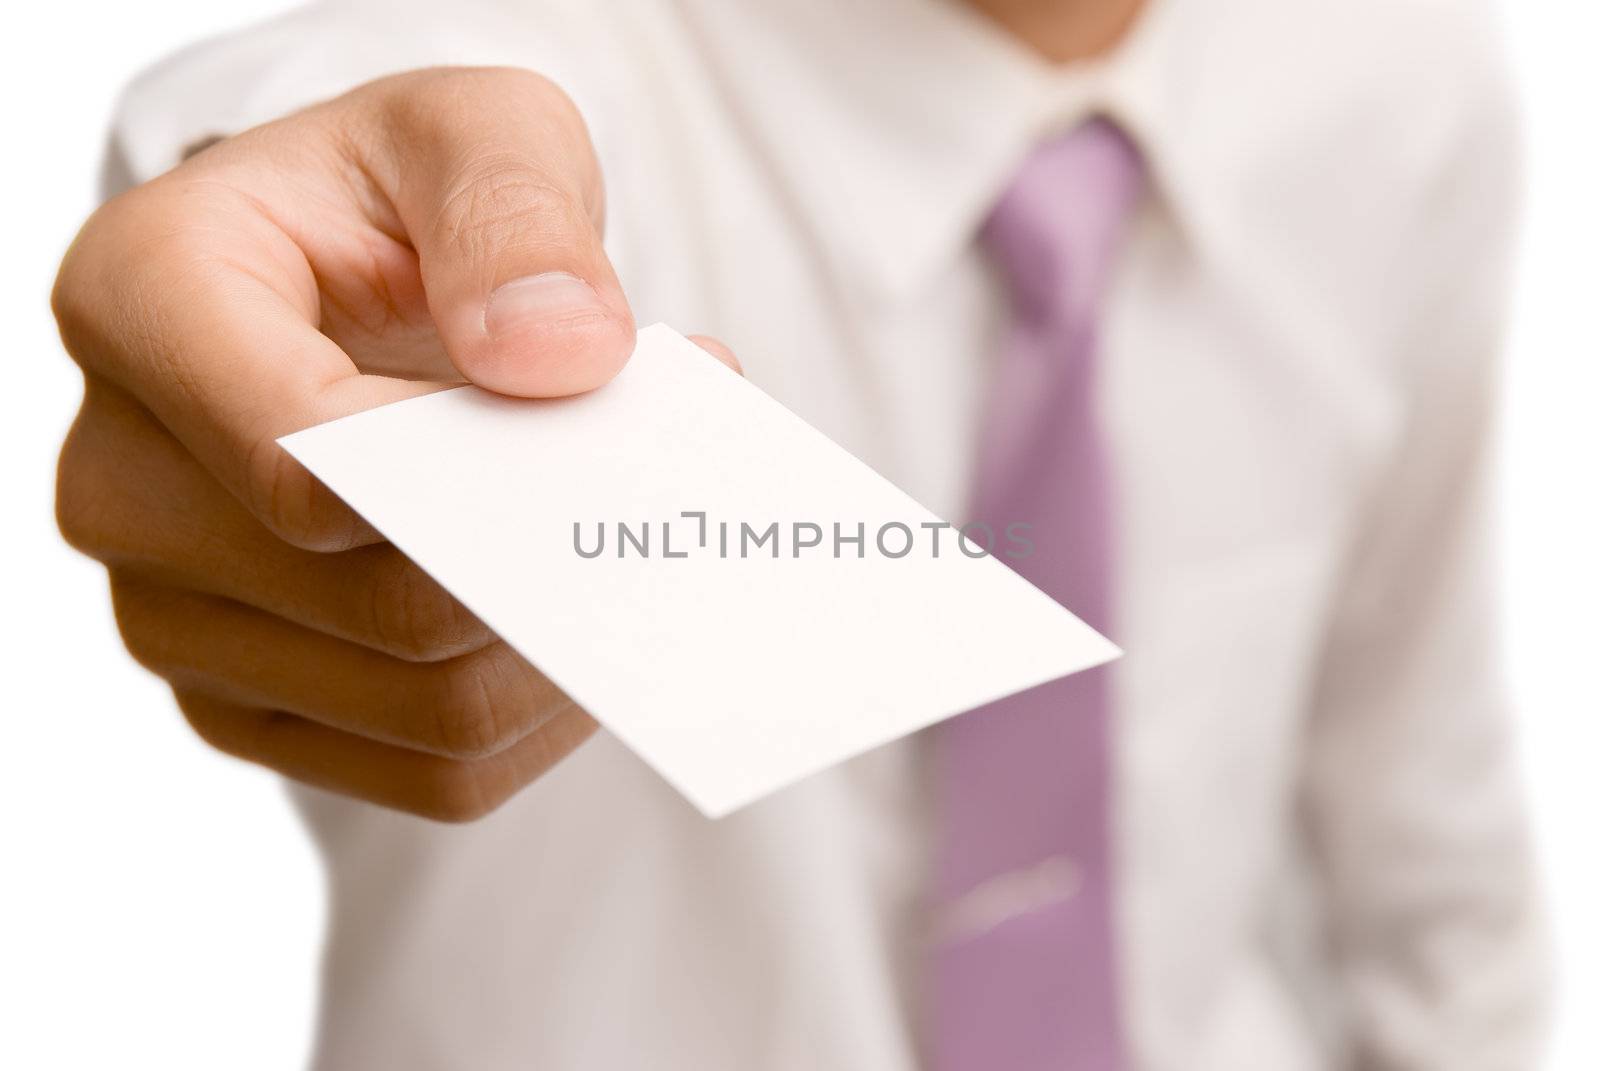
(55, 169, 441, 551)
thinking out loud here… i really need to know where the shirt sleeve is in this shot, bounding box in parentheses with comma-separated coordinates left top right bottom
(1298, 28, 1550, 1069)
(106, 0, 628, 189)
(111, 1, 409, 187)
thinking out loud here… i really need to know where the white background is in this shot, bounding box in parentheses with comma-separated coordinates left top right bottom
(2, 3, 1594, 1068)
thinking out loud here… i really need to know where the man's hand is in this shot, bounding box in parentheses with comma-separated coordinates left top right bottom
(54, 67, 734, 821)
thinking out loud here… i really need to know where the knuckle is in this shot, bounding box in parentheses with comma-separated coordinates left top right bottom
(56, 187, 186, 314)
(175, 696, 231, 750)
(107, 571, 172, 673)
(243, 436, 356, 552)
(382, 66, 576, 132)
(469, 67, 590, 149)
(426, 646, 534, 759)
(52, 196, 142, 361)
(54, 183, 248, 377)
(367, 551, 489, 661)
(51, 240, 97, 357)
(370, 65, 600, 241)
(427, 654, 506, 759)
(174, 693, 239, 752)
(174, 694, 276, 764)
(416, 762, 511, 823)
(432, 158, 585, 260)
(55, 413, 108, 556)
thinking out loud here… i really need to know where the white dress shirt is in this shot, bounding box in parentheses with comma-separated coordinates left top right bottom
(110, 0, 1547, 1067)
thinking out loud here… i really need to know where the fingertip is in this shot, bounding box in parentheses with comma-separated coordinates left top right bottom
(689, 334, 742, 375)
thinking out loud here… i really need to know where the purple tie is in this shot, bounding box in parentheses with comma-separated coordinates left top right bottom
(931, 118, 1145, 1071)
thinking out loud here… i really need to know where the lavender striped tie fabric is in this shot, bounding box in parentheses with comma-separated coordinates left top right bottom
(931, 117, 1145, 1071)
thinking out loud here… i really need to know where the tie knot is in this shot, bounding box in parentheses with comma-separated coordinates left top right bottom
(981, 117, 1145, 324)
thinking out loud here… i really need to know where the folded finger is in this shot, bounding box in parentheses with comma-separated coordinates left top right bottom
(113, 575, 569, 759)
(175, 691, 596, 821)
(61, 379, 495, 662)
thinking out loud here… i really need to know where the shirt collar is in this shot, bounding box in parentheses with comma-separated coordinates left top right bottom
(678, 0, 1201, 304)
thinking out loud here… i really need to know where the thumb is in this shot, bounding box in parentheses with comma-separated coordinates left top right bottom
(372, 69, 635, 397)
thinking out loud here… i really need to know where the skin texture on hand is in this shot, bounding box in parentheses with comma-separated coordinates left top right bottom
(53, 67, 737, 821)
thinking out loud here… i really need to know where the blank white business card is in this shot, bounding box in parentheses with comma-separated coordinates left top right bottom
(279, 324, 1117, 817)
